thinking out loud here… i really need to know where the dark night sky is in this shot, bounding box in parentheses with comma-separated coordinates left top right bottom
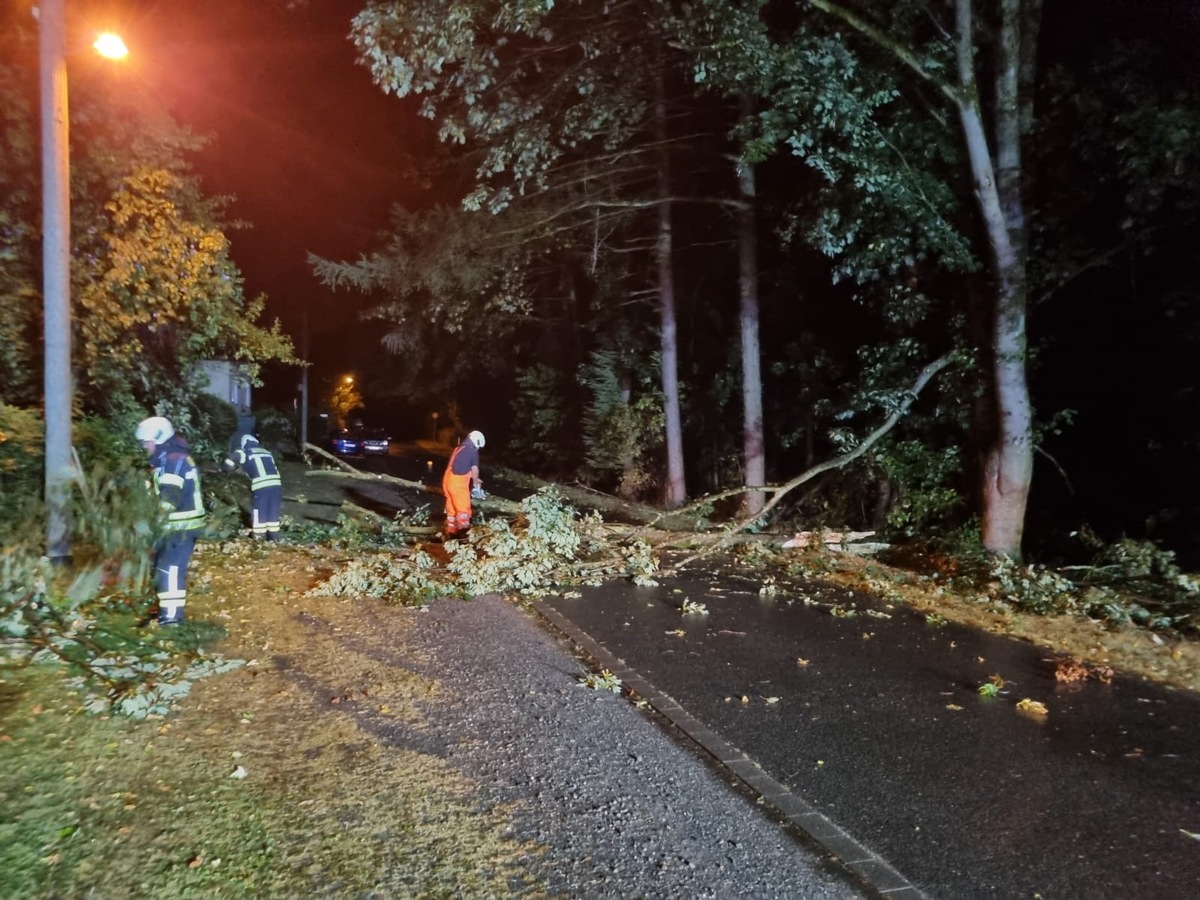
(110, 0, 428, 377)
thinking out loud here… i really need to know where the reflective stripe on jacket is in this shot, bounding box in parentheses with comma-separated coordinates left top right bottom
(225, 444, 282, 491)
(152, 446, 205, 532)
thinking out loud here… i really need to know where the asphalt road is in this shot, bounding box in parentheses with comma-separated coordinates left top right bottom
(340, 593, 869, 898)
(540, 567, 1200, 899)
(308, 447, 1200, 897)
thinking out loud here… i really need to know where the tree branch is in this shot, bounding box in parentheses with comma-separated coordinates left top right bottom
(803, 0, 961, 104)
(666, 352, 955, 571)
(302, 444, 521, 515)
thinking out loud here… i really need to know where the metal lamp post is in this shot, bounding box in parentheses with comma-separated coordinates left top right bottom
(40, 0, 73, 561)
(38, 3, 126, 560)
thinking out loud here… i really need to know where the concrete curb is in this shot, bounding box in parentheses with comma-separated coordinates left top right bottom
(531, 599, 928, 900)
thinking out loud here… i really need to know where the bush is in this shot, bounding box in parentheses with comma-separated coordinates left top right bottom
(1, 464, 241, 718)
(255, 406, 297, 455)
(948, 531, 1200, 635)
(508, 364, 570, 473)
(190, 393, 240, 463)
(0, 404, 43, 540)
(878, 440, 964, 537)
(76, 414, 145, 470)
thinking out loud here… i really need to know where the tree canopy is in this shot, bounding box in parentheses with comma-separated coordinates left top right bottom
(321, 0, 1200, 559)
(0, 15, 297, 429)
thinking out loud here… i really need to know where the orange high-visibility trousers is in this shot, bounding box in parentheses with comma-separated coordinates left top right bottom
(442, 448, 473, 534)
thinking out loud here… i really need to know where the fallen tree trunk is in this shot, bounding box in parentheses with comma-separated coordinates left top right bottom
(302, 444, 522, 515)
(489, 468, 708, 533)
(300, 352, 949, 557)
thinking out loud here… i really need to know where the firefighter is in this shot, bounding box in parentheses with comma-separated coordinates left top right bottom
(442, 430, 485, 538)
(136, 416, 205, 626)
(223, 433, 283, 540)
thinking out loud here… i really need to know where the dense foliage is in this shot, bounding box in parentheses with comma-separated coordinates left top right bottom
(327, 0, 1200, 566)
(0, 15, 296, 432)
(1, 450, 242, 718)
(309, 488, 658, 604)
(0, 11, 297, 712)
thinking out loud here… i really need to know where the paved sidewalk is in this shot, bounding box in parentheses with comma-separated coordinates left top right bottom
(536, 569, 1200, 899)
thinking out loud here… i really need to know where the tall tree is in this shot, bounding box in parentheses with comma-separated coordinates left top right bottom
(348, 0, 718, 506)
(76, 166, 295, 417)
(736, 93, 766, 517)
(653, 60, 686, 507)
(680, 0, 1037, 555)
(797, 0, 1039, 557)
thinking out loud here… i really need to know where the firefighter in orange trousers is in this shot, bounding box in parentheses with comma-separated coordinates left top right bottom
(442, 430, 485, 538)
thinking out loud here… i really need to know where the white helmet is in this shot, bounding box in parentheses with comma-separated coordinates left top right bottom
(135, 416, 175, 445)
(468, 430, 485, 449)
(240, 433, 259, 451)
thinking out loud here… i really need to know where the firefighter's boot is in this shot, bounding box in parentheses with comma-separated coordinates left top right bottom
(158, 604, 185, 626)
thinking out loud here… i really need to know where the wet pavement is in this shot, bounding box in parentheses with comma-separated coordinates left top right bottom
(537, 565, 1200, 900)
(324, 448, 1200, 896)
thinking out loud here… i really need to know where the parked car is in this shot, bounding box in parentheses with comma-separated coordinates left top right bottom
(330, 429, 362, 455)
(360, 428, 392, 455)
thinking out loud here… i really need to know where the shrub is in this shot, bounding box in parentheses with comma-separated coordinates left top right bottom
(0, 404, 43, 540)
(255, 406, 297, 455)
(1, 464, 241, 718)
(952, 532, 1199, 634)
(508, 363, 569, 472)
(190, 393, 240, 463)
(578, 348, 663, 500)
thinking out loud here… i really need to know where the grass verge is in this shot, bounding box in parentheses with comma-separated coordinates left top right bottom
(1, 541, 539, 898)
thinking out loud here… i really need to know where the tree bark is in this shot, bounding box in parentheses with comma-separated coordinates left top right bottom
(954, 0, 1034, 557)
(655, 63, 687, 508)
(738, 93, 766, 518)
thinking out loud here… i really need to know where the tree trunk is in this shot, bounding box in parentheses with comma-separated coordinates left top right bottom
(738, 94, 766, 517)
(954, 0, 1034, 557)
(800, 0, 1042, 557)
(655, 65, 686, 508)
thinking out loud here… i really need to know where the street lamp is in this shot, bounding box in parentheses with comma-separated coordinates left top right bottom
(92, 32, 128, 60)
(38, 1, 125, 560)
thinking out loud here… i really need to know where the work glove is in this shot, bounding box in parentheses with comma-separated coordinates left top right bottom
(471, 484, 487, 501)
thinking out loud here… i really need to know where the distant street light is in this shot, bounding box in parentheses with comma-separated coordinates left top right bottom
(39, 1, 126, 560)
